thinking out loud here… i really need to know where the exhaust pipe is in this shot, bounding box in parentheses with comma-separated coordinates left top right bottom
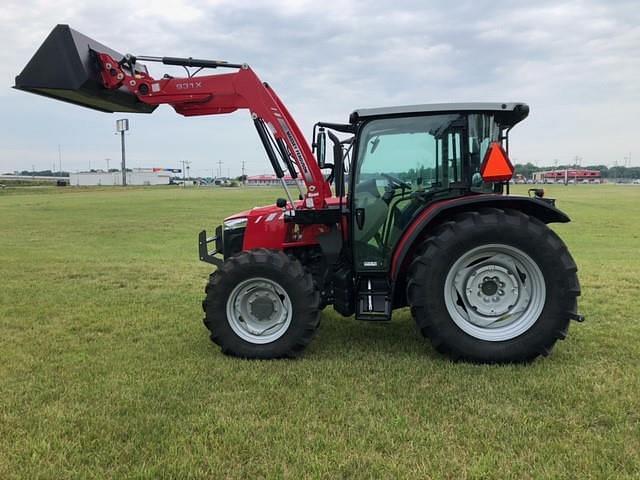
(14, 25, 157, 114)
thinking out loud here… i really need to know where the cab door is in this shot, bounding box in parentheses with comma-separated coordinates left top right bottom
(351, 114, 465, 273)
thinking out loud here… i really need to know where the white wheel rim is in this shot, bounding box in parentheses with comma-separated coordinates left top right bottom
(226, 277, 292, 344)
(444, 244, 546, 342)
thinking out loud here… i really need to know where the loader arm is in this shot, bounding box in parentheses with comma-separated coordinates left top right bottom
(95, 52, 331, 208)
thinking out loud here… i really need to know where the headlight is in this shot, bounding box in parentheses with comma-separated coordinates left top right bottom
(223, 217, 248, 230)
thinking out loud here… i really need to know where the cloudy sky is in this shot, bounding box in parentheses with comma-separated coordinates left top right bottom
(1, 0, 638, 176)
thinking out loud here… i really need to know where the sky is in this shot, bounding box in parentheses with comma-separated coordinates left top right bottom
(1, 0, 638, 177)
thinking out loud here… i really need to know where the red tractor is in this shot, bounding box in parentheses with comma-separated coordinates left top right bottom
(16, 25, 583, 363)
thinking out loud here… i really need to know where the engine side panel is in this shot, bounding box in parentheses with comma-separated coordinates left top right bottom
(241, 205, 337, 251)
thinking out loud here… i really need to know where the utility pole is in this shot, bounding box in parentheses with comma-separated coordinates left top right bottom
(573, 156, 581, 184)
(105, 158, 110, 171)
(116, 119, 129, 186)
(241, 159, 246, 183)
(217, 159, 223, 178)
(58, 144, 62, 174)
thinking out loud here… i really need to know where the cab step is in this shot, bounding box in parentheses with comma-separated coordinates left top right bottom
(356, 276, 392, 321)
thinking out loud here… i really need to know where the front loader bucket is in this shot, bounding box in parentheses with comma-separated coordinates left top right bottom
(14, 24, 157, 114)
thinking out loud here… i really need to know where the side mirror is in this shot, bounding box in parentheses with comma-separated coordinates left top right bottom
(316, 128, 326, 168)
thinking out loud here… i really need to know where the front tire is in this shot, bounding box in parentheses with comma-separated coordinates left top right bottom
(203, 249, 320, 358)
(407, 208, 580, 363)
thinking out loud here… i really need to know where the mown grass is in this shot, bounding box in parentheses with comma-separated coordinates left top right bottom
(1, 184, 639, 479)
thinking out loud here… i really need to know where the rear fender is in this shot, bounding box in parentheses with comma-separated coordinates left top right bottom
(390, 194, 570, 282)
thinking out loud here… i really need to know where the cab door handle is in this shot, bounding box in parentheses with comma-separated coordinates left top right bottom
(355, 208, 365, 230)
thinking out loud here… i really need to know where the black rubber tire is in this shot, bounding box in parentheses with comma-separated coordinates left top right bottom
(202, 249, 320, 359)
(406, 208, 580, 363)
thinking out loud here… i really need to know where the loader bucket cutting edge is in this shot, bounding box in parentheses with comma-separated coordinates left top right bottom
(14, 24, 157, 114)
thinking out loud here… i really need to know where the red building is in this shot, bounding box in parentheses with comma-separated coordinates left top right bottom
(533, 169, 601, 183)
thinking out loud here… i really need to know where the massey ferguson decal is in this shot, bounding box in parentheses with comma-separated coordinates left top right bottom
(277, 118, 313, 183)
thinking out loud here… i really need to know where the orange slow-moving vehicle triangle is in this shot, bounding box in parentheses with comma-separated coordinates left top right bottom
(480, 142, 514, 182)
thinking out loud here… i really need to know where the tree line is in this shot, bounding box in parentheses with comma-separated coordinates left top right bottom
(15, 169, 69, 177)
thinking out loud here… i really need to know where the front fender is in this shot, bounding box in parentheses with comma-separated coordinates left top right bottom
(390, 194, 570, 281)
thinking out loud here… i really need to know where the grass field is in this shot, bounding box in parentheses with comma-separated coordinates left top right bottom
(1, 184, 639, 479)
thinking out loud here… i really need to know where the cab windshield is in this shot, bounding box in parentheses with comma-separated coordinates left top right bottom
(355, 113, 502, 192)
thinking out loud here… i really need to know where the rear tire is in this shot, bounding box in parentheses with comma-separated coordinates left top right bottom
(407, 208, 580, 363)
(203, 249, 320, 358)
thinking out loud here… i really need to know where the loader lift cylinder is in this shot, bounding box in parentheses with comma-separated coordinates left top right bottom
(134, 55, 245, 70)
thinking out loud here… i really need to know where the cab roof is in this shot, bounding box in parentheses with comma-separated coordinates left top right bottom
(350, 102, 529, 128)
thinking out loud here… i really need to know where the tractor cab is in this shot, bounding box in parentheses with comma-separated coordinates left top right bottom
(317, 103, 531, 320)
(347, 103, 528, 272)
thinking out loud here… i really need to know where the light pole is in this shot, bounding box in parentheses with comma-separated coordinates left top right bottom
(180, 160, 191, 187)
(116, 119, 129, 186)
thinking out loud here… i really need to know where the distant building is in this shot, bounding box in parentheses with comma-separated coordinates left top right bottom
(246, 174, 297, 186)
(532, 169, 601, 183)
(70, 169, 172, 186)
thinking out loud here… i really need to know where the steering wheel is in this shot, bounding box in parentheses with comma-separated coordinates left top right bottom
(382, 173, 411, 190)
